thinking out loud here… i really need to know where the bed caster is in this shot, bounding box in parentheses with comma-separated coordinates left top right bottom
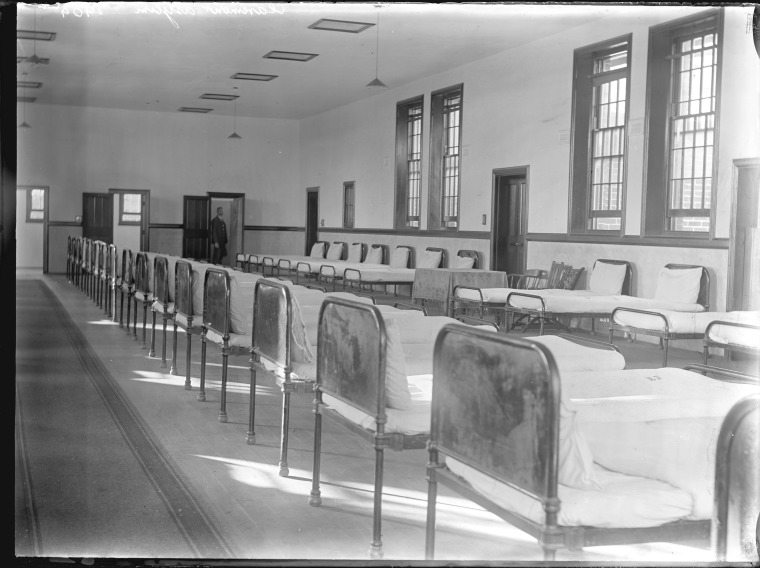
(246, 433, 256, 445)
(369, 542, 383, 559)
(218, 412, 227, 423)
(308, 491, 322, 507)
(197, 392, 206, 402)
(278, 464, 289, 477)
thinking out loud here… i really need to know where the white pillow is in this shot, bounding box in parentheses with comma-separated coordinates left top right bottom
(654, 267, 703, 304)
(588, 261, 628, 295)
(363, 246, 383, 264)
(390, 247, 410, 268)
(418, 249, 442, 269)
(326, 242, 343, 261)
(453, 255, 475, 269)
(383, 317, 412, 410)
(309, 242, 325, 259)
(346, 243, 363, 263)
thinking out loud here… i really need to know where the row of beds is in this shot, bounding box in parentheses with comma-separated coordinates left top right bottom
(453, 258, 760, 367)
(66, 236, 760, 562)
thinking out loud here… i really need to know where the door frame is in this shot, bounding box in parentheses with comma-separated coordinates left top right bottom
(208, 191, 245, 264)
(726, 157, 760, 311)
(305, 187, 319, 255)
(490, 166, 529, 272)
(17, 185, 49, 273)
(109, 188, 150, 251)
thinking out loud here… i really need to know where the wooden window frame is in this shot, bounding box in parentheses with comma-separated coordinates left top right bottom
(24, 186, 47, 223)
(642, 8, 722, 238)
(394, 96, 424, 229)
(428, 84, 463, 230)
(569, 35, 631, 235)
(342, 181, 355, 229)
(118, 192, 143, 226)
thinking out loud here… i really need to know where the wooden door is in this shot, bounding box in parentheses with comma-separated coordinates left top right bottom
(82, 193, 113, 243)
(727, 158, 760, 311)
(305, 188, 319, 255)
(491, 169, 527, 274)
(183, 196, 211, 260)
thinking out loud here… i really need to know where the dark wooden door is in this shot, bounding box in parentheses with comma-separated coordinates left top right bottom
(82, 193, 113, 243)
(305, 188, 319, 255)
(183, 196, 211, 260)
(491, 172, 527, 274)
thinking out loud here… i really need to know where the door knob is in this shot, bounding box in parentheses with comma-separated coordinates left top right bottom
(510, 242, 524, 246)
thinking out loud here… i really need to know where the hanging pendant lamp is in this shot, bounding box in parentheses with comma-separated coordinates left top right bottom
(228, 86, 241, 139)
(27, 5, 43, 66)
(19, 72, 31, 129)
(366, 5, 387, 89)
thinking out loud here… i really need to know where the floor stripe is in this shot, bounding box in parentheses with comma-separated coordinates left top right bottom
(34, 279, 235, 559)
(15, 391, 42, 556)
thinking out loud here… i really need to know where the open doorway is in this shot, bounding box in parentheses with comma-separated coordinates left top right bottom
(209, 192, 245, 268)
(490, 166, 528, 274)
(305, 187, 319, 255)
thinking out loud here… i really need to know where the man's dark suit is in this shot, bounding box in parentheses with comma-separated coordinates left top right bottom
(210, 214, 228, 264)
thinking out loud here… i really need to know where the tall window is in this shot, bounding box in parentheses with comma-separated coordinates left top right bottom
(26, 187, 46, 222)
(644, 10, 721, 236)
(429, 85, 463, 229)
(394, 97, 423, 229)
(119, 193, 142, 225)
(342, 181, 355, 229)
(668, 30, 717, 232)
(569, 36, 630, 234)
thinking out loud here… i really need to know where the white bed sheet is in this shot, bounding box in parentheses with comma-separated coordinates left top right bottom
(343, 266, 416, 283)
(612, 309, 760, 336)
(508, 293, 705, 314)
(322, 374, 432, 435)
(444, 458, 694, 527)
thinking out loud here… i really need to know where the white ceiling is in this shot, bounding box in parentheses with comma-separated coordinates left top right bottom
(16, 2, 631, 120)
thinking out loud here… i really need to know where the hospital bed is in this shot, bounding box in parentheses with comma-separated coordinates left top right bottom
(248, 240, 331, 277)
(149, 255, 177, 369)
(424, 325, 760, 561)
(506, 262, 708, 336)
(131, 252, 153, 349)
(117, 248, 135, 333)
(307, 298, 622, 558)
(171, 259, 205, 389)
(702, 319, 760, 367)
(610, 306, 760, 366)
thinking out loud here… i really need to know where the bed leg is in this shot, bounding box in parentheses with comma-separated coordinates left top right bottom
(148, 310, 156, 357)
(702, 345, 709, 365)
(369, 444, 385, 559)
(141, 303, 148, 348)
(198, 339, 207, 402)
(542, 548, 557, 561)
(119, 291, 125, 328)
(425, 450, 439, 560)
(185, 331, 193, 390)
(246, 360, 257, 445)
(160, 317, 168, 369)
(278, 388, 291, 477)
(662, 338, 669, 367)
(170, 322, 179, 376)
(309, 394, 323, 507)
(218, 352, 228, 423)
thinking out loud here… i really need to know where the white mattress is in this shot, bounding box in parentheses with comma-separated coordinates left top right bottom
(612, 309, 760, 336)
(444, 458, 694, 527)
(508, 293, 705, 315)
(707, 317, 760, 348)
(205, 329, 251, 350)
(322, 374, 432, 435)
(564, 367, 760, 519)
(343, 266, 416, 283)
(527, 335, 626, 372)
(259, 357, 316, 383)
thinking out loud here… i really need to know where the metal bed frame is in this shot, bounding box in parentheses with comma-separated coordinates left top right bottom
(171, 259, 203, 388)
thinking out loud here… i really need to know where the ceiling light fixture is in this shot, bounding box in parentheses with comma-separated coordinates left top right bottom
(366, 5, 387, 89)
(19, 73, 31, 129)
(228, 87, 241, 139)
(27, 5, 44, 66)
(308, 18, 374, 33)
(231, 72, 278, 82)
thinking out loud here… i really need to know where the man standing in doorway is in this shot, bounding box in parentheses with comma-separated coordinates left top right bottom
(210, 207, 228, 265)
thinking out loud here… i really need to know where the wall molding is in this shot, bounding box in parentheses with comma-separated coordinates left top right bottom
(527, 232, 730, 249)
(49, 220, 81, 227)
(321, 227, 491, 239)
(149, 223, 183, 229)
(246, 225, 304, 232)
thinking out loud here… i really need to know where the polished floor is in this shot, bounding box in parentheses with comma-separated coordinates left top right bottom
(15, 268, 749, 565)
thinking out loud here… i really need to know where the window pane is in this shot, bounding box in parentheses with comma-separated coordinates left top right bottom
(123, 194, 141, 214)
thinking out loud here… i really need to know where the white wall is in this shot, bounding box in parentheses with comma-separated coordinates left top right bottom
(16, 104, 302, 230)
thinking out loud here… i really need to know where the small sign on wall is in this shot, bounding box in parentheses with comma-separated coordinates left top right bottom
(558, 130, 570, 144)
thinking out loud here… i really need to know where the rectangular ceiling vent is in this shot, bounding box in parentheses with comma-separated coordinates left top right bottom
(179, 107, 213, 113)
(264, 50, 318, 62)
(17, 56, 50, 65)
(231, 72, 278, 81)
(308, 19, 374, 33)
(17, 30, 56, 41)
(200, 93, 238, 101)
(17, 96, 37, 103)
(18, 80, 42, 89)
